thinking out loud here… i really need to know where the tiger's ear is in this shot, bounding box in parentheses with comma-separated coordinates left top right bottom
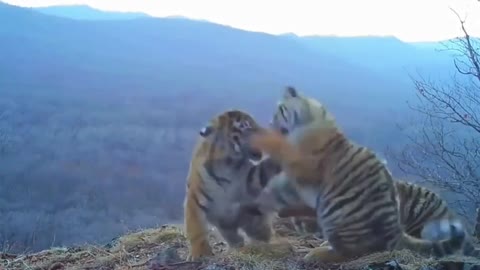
(199, 125, 214, 137)
(284, 86, 298, 98)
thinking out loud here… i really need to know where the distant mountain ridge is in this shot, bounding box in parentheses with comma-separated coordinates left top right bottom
(34, 4, 150, 20)
(0, 1, 457, 121)
(28, 4, 456, 77)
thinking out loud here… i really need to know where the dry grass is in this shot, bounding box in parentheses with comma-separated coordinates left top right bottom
(1, 220, 479, 270)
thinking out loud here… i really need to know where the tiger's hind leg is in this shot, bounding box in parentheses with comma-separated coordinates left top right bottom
(241, 214, 273, 243)
(303, 245, 349, 264)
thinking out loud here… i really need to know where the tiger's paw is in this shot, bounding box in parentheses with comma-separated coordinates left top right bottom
(186, 242, 213, 261)
(303, 246, 346, 264)
(250, 129, 286, 155)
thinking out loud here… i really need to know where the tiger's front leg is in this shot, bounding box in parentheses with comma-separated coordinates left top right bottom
(184, 194, 213, 261)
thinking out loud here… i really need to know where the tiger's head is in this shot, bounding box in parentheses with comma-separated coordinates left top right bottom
(199, 110, 264, 162)
(270, 86, 335, 135)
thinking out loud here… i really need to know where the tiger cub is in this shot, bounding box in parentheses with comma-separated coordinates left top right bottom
(284, 180, 458, 240)
(240, 86, 472, 263)
(183, 110, 281, 261)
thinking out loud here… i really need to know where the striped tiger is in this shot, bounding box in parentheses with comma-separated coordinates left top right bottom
(239, 86, 476, 263)
(281, 180, 460, 240)
(183, 109, 282, 261)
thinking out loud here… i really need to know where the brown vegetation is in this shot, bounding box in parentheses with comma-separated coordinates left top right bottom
(2, 220, 479, 270)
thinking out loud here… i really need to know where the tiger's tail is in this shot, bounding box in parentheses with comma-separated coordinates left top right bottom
(399, 219, 479, 257)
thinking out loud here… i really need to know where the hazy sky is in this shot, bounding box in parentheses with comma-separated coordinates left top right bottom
(4, 0, 480, 42)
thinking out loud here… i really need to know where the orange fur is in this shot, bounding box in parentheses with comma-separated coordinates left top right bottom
(184, 157, 213, 260)
(184, 110, 278, 261)
(250, 129, 327, 183)
(250, 128, 335, 186)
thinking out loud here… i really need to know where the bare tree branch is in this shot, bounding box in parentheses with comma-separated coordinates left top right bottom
(390, 12, 480, 224)
(475, 208, 480, 240)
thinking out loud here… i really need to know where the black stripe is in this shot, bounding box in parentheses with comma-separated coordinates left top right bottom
(259, 164, 269, 188)
(204, 161, 231, 186)
(193, 193, 209, 213)
(343, 186, 392, 218)
(324, 154, 379, 202)
(333, 142, 353, 161)
(406, 187, 422, 225)
(312, 133, 344, 155)
(367, 212, 399, 240)
(246, 166, 257, 195)
(330, 135, 348, 154)
(199, 187, 213, 202)
(315, 135, 347, 170)
(323, 180, 373, 218)
(409, 195, 443, 232)
(413, 190, 432, 221)
(204, 134, 231, 187)
(323, 176, 392, 220)
(342, 208, 392, 233)
(279, 105, 288, 122)
(332, 147, 365, 176)
(323, 193, 358, 219)
(337, 151, 377, 180)
(321, 147, 362, 199)
(204, 132, 231, 186)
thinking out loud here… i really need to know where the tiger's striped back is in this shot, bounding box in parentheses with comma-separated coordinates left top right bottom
(285, 180, 454, 239)
(396, 181, 453, 238)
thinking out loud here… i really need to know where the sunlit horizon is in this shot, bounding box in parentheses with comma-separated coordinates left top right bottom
(3, 0, 480, 42)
